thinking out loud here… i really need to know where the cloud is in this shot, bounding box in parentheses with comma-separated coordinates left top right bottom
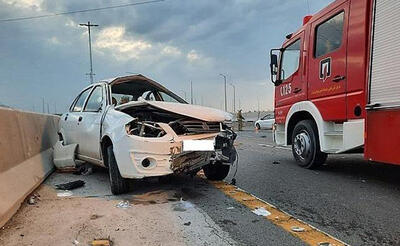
(94, 26, 152, 60)
(0, 0, 335, 113)
(187, 50, 201, 62)
(48, 36, 61, 45)
(161, 46, 182, 56)
(1, 0, 43, 10)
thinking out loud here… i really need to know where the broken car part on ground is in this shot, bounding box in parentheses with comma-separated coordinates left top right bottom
(54, 74, 237, 194)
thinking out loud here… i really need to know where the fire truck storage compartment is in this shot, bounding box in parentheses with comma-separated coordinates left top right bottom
(366, 0, 400, 165)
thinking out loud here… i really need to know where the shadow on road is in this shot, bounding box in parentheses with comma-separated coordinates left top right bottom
(319, 154, 400, 187)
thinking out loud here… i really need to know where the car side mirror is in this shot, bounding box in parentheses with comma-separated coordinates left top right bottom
(270, 49, 282, 86)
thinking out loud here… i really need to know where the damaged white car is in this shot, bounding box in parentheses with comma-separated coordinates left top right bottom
(56, 75, 237, 194)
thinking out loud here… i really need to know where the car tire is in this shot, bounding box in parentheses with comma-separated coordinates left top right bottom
(291, 120, 327, 169)
(203, 161, 230, 181)
(255, 123, 261, 130)
(107, 146, 129, 195)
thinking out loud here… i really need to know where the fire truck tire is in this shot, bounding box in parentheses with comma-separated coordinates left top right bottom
(291, 120, 327, 169)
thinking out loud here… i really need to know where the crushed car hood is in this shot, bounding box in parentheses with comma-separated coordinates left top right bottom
(116, 101, 232, 122)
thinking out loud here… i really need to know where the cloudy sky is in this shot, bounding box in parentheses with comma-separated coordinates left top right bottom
(0, 0, 333, 113)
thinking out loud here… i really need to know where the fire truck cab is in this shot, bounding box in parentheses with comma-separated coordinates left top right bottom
(269, 0, 400, 168)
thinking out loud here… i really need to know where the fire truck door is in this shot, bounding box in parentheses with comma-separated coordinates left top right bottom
(275, 32, 306, 123)
(308, 2, 349, 121)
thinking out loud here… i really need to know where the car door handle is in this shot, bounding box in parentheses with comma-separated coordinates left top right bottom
(293, 88, 302, 94)
(332, 75, 346, 82)
(78, 116, 83, 122)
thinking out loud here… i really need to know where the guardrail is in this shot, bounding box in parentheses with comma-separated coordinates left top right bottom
(0, 107, 59, 227)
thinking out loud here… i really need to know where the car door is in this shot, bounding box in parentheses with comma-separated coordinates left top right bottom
(259, 116, 267, 129)
(263, 116, 270, 129)
(308, 2, 349, 121)
(265, 115, 274, 129)
(76, 85, 105, 160)
(63, 87, 92, 146)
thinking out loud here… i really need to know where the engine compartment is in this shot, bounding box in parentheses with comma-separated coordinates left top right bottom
(122, 105, 226, 137)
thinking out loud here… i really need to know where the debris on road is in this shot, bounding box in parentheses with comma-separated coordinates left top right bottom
(252, 207, 271, 217)
(56, 190, 73, 197)
(55, 180, 85, 190)
(27, 196, 36, 205)
(226, 206, 235, 210)
(291, 226, 305, 232)
(73, 239, 80, 245)
(90, 214, 103, 220)
(27, 193, 40, 205)
(272, 161, 280, 165)
(318, 242, 332, 246)
(53, 141, 78, 169)
(74, 164, 94, 176)
(90, 239, 112, 246)
(173, 199, 194, 212)
(220, 219, 237, 226)
(116, 201, 131, 209)
(183, 222, 191, 226)
(55, 167, 78, 173)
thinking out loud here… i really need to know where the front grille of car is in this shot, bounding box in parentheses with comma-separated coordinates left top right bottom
(177, 120, 221, 134)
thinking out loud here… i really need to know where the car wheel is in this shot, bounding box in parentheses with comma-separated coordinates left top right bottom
(291, 120, 327, 169)
(203, 161, 230, 181)
(107, 146, 129, 195)
(255, 123, 261, 130)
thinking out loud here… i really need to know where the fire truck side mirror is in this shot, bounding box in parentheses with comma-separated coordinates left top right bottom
(270, 49, 281, 86)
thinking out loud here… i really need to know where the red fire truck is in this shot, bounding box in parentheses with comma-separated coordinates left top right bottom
(269, 0, 400, 168)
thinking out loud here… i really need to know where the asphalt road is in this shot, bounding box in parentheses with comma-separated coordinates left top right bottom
(231, 130, 400, 246)
(3, 130, 400, 246)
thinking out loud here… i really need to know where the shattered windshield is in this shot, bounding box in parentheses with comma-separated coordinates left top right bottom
(111, 80, 186, 106)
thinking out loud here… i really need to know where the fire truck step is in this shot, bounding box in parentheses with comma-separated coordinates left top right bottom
(324, 131, 343, 136)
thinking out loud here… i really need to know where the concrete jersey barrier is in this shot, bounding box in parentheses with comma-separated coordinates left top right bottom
(0, 107, 59, 227)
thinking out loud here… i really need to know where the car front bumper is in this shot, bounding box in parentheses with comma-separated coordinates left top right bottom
(113, 123, 236, 179)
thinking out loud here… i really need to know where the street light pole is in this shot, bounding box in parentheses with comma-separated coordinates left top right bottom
(80, 21, 98, 84)
(180, 90, 187, 101)
(229, 82, 236, 113)
(190, 81, 193, 104)
(219, 74, 227, 111)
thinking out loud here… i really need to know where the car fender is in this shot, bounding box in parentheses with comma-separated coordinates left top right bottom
(102, 109, 133, 141)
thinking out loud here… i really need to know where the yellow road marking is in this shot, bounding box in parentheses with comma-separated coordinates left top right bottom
(210, 180, 349, 246)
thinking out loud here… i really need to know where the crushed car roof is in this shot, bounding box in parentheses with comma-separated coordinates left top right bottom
(99, 74, 168, 89)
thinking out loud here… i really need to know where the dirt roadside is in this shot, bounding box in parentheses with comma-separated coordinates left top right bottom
(0, 172, 236, 246)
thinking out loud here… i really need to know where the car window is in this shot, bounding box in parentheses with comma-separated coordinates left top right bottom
(84, 86, 103, 112)
(142, 91, 157, 101)
(111, 80, 186, 104)
(72, 87, 92, 112)
(314, 11, 344, 57)
(159, 91, 181, 103)
(281, 39, 301, 80)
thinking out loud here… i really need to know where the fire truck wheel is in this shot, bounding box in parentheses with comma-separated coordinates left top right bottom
(291, 120, 327, 169)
